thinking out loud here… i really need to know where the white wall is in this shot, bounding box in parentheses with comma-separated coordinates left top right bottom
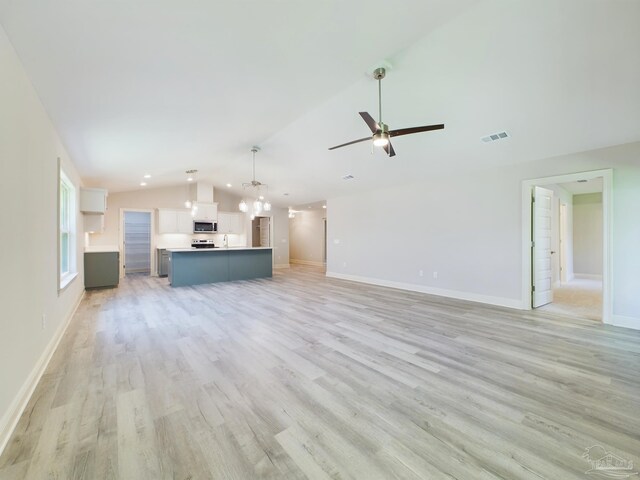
(290, 209, 326, 266)
(90, 184, 290, 268)
(0, 25, 85, 450)
(89, 185, 248, 253)
(327, 141, 640, 328)
(573, 193, 603, 277)
(245, 208, 290, 268)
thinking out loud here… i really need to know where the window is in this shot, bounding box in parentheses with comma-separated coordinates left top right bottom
(59, 169, 77, 289)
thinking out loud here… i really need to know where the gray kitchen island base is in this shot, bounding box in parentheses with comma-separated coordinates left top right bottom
(168, 248, 272, 287)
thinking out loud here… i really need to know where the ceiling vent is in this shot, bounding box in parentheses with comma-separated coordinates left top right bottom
(482, 131, 510, 143)
(342, 174, 354, 180)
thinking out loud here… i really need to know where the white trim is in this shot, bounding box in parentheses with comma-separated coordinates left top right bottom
(274, 263, 291, 269)
(290, 259, 325, 267)
(521, 169, 612, 324)
(59, 271, 78, 291)
(326, 272, 523, 309)
(573, 273, 603, 280)
(610, 315, 640, 331)
(0, 290, 85, 456)
(58, 166, 78, 291)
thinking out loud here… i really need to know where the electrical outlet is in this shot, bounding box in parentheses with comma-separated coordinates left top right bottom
(342, 261, 347, 268)
(419, 270, 424, 277)
(41, 314, 46, 330)
(433, 271, 438, 279)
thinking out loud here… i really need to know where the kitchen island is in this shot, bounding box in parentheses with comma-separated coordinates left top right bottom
(167, 247, 272, 287)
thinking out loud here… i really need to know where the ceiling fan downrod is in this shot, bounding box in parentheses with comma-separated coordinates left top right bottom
(374, 67, 386, 125)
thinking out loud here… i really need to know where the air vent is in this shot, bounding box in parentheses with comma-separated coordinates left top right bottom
(482, 131, 510, 143)
(342, 174, 354, 180)
(577, 179, 588, 183)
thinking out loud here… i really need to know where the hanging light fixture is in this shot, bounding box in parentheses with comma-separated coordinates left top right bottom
(239, 147, 271, 217)
(184, 169, 197, 208)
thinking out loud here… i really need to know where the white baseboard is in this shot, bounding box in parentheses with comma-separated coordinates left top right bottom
(290, 259, 325, 267)
(274, 263, 290, 269)
(0, 290, 85, 456)
(326, 272, 524, 310)
(574, 273, 603, 280)
(609, 314, 640, 331)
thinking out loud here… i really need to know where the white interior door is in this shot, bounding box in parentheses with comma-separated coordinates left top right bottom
(259, 217, 270, 247)
(532, 186, 553, 307)
(559, 203, 567, 283)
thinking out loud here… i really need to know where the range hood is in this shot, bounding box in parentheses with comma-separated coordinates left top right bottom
(187, 182, 215, 205)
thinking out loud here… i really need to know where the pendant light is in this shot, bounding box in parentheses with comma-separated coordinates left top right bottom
(239, 147, 271, 217)
(184, 169, 197, 209)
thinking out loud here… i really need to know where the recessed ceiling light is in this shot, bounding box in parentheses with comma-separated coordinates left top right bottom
(140, 182, 147, 186)
(187, 177, 193, 182)
(143, 174, 151, 179)
(226, 183, 232, 188)
(322, 205, 327, 209)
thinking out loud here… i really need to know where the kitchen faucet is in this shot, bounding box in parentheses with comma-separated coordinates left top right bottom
(223, 234, 228, 248)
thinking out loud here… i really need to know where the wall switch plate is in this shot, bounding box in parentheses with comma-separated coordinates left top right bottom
(433, 271, 438, 279)
(342, 262, 347, 268)
(41, 314, 46, 330)
(334, 239, 340, 244)
(419, 270, 424, 277)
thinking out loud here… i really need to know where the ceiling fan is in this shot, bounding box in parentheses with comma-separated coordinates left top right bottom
(328, 67, 444, 157)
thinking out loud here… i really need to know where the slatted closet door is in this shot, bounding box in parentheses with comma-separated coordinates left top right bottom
(124, 211, 151, 274)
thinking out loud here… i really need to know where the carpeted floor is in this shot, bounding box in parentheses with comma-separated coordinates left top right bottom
(538, 277, 603, 321)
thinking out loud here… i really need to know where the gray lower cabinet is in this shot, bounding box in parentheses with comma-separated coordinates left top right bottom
(157, 248, 169, 276)
(84, 251, 119, 289)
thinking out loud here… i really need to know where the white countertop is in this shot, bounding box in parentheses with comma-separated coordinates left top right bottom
(85, 245, 119, 253)
(167, 247, 272, 252)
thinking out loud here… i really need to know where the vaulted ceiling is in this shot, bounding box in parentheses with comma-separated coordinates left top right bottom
(1, 0, 639, 206)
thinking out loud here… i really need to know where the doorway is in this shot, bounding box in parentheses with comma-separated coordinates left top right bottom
(522, 170, 611, 323)
(252, 216, 271, 247)
(123, 211, 152, 275)
(323, 218, 327, 265)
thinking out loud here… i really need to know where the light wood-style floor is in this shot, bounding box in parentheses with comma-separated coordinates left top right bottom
(1, 265, 639, 479)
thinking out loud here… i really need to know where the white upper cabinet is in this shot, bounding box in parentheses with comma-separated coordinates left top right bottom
(80, 188, 108, 214)
(157, 209, 178, 234)
(176, 210, 193, 234)
(218, 212, 245, 234)
(84, 213, 104, 233)
(193, 203, 217, 222)
(158, 208, 194, 234)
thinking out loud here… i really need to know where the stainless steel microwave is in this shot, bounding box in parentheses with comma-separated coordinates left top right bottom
(193, 220, 217, 234)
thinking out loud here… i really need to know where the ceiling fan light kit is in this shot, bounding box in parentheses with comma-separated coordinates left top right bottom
(329, 67, 444, 157)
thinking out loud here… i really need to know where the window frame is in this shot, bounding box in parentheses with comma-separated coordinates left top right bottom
(59, 167, 77, 291)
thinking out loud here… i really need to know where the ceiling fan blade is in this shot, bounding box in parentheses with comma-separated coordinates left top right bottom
(389, 124, 445, 137)
(359, 112, 379, 133)
(328, 136, 371, 151)
(383, 141, 396, 157)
